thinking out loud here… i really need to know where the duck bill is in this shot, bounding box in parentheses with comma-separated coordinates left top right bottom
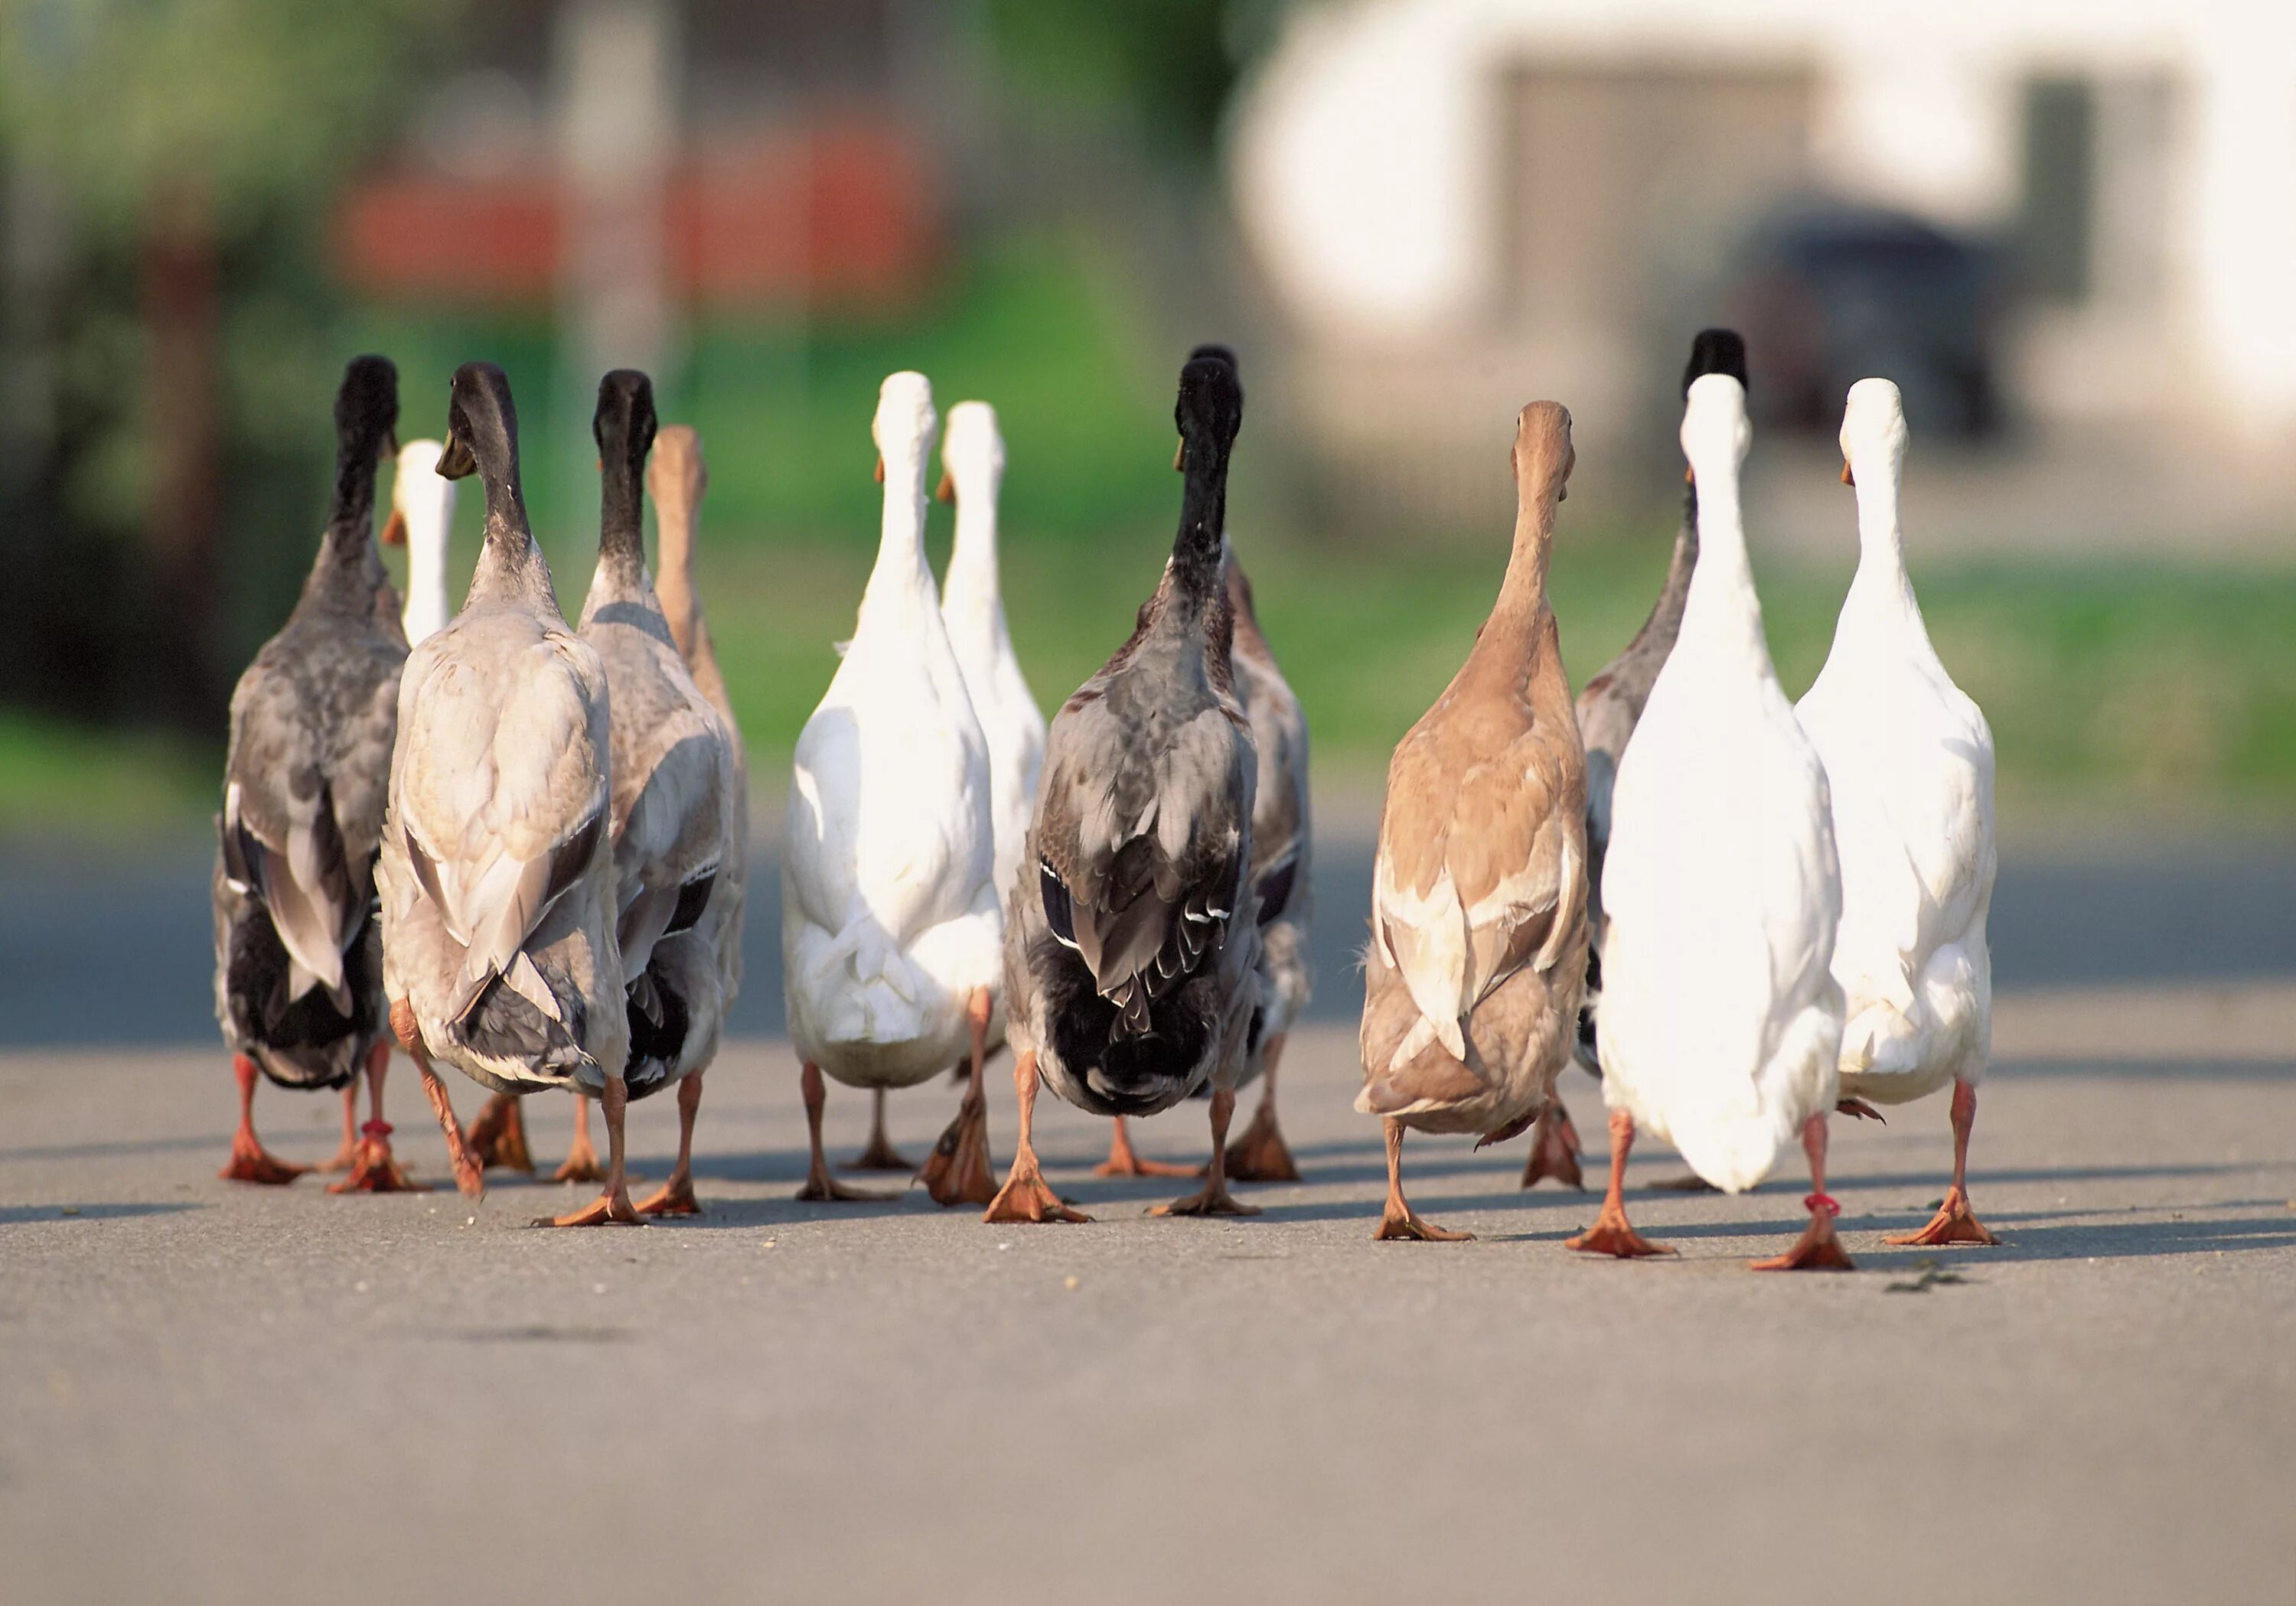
(934, 467, 955, 504)
(434, 430, 478, 481)
(1840, 461, 1855, 486)
(380, 509, 409, 546)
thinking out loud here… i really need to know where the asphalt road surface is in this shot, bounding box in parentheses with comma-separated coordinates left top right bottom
(3, 982, 2292, 1605)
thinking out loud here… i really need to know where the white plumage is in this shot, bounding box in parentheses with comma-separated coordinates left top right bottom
(1596, 374, 1844, 1200)
(938, 400, 1045, 995)
(1796, 378, 2000, 1246)
(782, 372, 1003, 1096)
(390, 439, 456, 648)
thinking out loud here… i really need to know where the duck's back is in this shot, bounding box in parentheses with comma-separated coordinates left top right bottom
(1799, 609, 1994, 1085)
(1602, 645, 1841, 1184)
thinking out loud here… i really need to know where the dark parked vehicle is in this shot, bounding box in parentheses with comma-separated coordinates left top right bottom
(1730, 203, 2008, 439)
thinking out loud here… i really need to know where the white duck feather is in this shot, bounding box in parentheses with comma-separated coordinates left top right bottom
(1596, 374, 1844, 1194)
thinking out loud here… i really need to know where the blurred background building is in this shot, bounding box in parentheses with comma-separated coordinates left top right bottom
(1233, 0, 2296, 541)
(0, 0, 2290, 839)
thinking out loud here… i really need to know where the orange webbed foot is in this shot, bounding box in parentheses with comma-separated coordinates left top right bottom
(983, 1167, 1091, 1224)
(634, 1175, 700, 1217)
(1519, 1102, 1586, 1191)
(327, 1122, 428, 1194)
(918, 1091, 997, 1207)
(1887, 1187, 1998, 1246)
(220, 1132, 308, 1186)
(1221, 1102, 1302, 1184)
(1752, 1197, 1857, 1271)
(1565, 1204, 1674, 1259)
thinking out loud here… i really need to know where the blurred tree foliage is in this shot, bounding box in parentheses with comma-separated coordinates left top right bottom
(0, 0, 457, 731)
(981, 0, 1284, 162)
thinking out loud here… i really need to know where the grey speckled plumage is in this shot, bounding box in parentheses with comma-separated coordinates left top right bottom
(212, 355, 406, 1090)
(577, 373, 737, 1102)
(1226, 555, 1312, 1079)
(1573, 327, 1747, 1075)
(1006, 356, 1260, 1119)
(377, 362, 627, 1096)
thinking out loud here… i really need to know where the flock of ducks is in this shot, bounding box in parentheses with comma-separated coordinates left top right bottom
(211, 328, 1998, 1265)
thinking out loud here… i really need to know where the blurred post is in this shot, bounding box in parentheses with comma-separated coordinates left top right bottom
(142, 177, 222, 722)
(555, 0, 679, 510)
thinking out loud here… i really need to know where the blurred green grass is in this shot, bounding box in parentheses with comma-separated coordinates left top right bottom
(6, 229, 2294, 841)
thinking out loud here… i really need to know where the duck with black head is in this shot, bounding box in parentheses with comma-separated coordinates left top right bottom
(1530, 326, 1750, 1193)
(378, 360, 634, 1225)
(213, 354, 422, 1193)
(986, 351, 1263, 1224)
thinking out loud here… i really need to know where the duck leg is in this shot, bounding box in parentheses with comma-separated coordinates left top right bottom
(329, 1041, 426, 1194)
(218, 1054, 308, 1184)
(1373, 1116, 1466, 1240)
(1153, 1085, 1262, 1217)
(391, 998, 483, 1199)
(1222, 1035, 1303, 1184)
(1519, 1095, 1586, 1191)
(466, 1092, 537, 1174)
(984, 1051, 1090, 1223)
(843, 1087, 917, 1173)
(1752, 1113, 1855, 1271)
(317, 1082, 360, 1173)
(1094, 1116, 1198, 1178)
(795, 1063, 894, 1202)
(539, 1077, 642, 1226)
(634, 1072, 705, 1216)
(1565, 1109, 1673, 1257)
(554, 1096, 605, 1184)
(1887, 1079, 1998, 1246)
(919, 988, 997, 1207)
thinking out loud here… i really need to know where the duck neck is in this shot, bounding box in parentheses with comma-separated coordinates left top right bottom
(1848, 464, 1917, 615)
(1677, 464, 1769, 661)
(308, 441, 388, 610)
(653, 496, 703, 659)
(944, 470, 1003, 611)
(1489, 480, 1556, 627)
(467, 471, 559, 614)
(1163, 446, 1229, 621)
(596, 447, 647, 588)
(406, 506, 449, 624)
(860, 436, 934, 621)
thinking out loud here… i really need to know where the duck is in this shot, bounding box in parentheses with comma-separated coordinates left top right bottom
(383, 438, 457, 648)
(984, 351, 1261, 1225)
(1089, 344, 1314, 1187)
(644, 421, 752, 1206)
(379, 360, 631, 1225)
(781, 371, 1003, 1207)
(212, 353, 419, 1193)
(462, 382, 742, 1200)
(1527, 327, 1749, 1192)
(1795, 379, 1999, 1247)
(1356, 401, 1589, 1241)
(567, 371, 738, 1213)
(1577, 373, 1848, 1269)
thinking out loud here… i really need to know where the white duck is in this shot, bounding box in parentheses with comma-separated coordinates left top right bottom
(1796, 379, 1999, 1247)
(1582, 373, 1849, 1269)
(840, 397, 1046, 1179)
(380, 361, 629, 1223)
(781, 371, 1004, 1207)
(383, 439, 457, 648)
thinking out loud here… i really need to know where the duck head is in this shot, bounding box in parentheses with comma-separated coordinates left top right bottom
(1838, 376, 1906, 489)
(1681, 373, 1752, 492)
(938, 400, 1004, 506)
(1681, 328, 1747, 487)
(328, 355, 399, 541)
(435, 361, 517, 490)
(593, 368, 658, 565)
(1173, 344, 1241, 472)
(1511, 400, 1575, 509)
(871, 370, 938, 489)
